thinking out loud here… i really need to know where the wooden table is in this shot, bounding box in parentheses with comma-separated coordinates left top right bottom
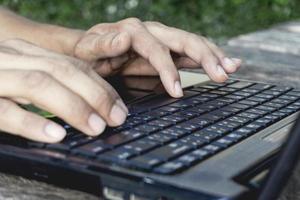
(1, 21, 300, 200)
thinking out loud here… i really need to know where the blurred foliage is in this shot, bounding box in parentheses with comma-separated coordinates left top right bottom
(1, 0, 300, 42)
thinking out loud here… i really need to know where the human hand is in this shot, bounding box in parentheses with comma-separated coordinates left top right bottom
(74, 18, 241, 98)
(0, 39, 128, 143)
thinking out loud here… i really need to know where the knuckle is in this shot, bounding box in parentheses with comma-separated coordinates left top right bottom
(52, 59, 77, 78)
(66, 97, 91, 125)
(123, 17, 142, 24)
(23, 71, 51, 91)
(21, 113, 37, 129)
(93, 91, 115, 117)
(159, 45, 170, 53)
(120, 17, 143, 31)
(144, 21, 163, 27)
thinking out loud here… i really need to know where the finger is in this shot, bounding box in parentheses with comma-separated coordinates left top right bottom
(0, 54, 127, 127)
(144, 22, 228, 82)
(123, 76, 163, 91)
(86, 70, 128, 114)
(121, 57, 159, 76)
(202, 38, 241, 73)
(74, 31, 131, 61)
(11, 97, 31, 105)
(121, 56, 200, 76)
(174, 56, 200, 69)
(0, 98, 66, 143)
(94, 54, 129, 77)
(0, 70, 106, 136)
(119, 18, 183, 97)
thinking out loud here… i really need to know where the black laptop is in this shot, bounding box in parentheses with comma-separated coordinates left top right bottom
(0, 71, 299, 200)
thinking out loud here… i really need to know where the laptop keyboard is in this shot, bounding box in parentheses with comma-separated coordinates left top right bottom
(2, 79, 300, 175)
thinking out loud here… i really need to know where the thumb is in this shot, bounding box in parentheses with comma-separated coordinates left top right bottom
(74, 31, 131, 61)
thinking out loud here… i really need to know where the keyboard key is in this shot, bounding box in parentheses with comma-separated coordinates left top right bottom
(209, 110, 232, 119)
(203, 144, 221, 153)
(101, 130, 144, 147)
(219, 87, 237, 92)
(176, 154, 199, 166)
(227, 81, 254, 89)
(242, 88, 259, 94)
(162, 115, 186, 124)
(234, 128, 253, 137)
(175, 122, 201, 132)
(128, 156, 162, 170)
(217, 120, 240, 129)
(245, 123, 262, 131)
(249, 84, 272, 91)
(134, 124, 160, 134)
(190, 149, 210, 159)
(263, 90, 282, 96)
(230, 103, 251, 110)
(146, 142, 192, 161)
(194, 130, 220, 142)
(256, 105, 277, 112)
(121, 139, 160, 154)
(272, 98, 293, 105)
(196, 114, 221, 122)
(226, 133, 244, 141)
(146, 133, 174, 144)
(234, 91, 252, 97)
(213, 138, 235, 148)
(179, 135, 207, 148)
(225, 95, 244, 101)
(159, 106, 180, 113)
(154, 161, 185, 174)
(254, 118, 273, 127)
(264, 102, 284, 109)
(221, 106, 243, 114)
(210, 90, 229, 95)
(286, 91, 300, 97)
(98, 150, 135, 163)
(248, 97, 267, 103)
(237, 112, 260, 120)
(255, 94, 274, 99)
(169, 101, 192, 108)
(279, 95, 298, 101)
(191, 87, 209, 92)
(199, 85, 219, 89)
(161, 128, 189, 138)
(218, 98, 236, 104)
(205, 125, 231, 136)
(72, 141, 108, 157)
(247, 108, 268, 116)
(228, 116, 250, 124)
(270, 86, 292, 92)
(148, 120, 173, 128)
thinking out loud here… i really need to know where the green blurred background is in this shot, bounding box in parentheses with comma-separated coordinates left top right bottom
(1, 0, 300, 42)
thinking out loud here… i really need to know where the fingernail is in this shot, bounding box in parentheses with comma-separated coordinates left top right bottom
(223, 57, 236, 69)
(110, 104, 127, 125)
(231, 58, 242, 64)
(44, 122, 66, 140)
(116, 99, 128, 114)
(174, 81, 183, 97)
(88, 113, 106, 134)
(217, 65, 228, 79)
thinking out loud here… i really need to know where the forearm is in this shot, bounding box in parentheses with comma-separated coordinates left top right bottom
(0, 7, 84, 55)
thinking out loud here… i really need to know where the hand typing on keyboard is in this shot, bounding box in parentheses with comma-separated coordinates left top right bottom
(0, 7, 241, 143)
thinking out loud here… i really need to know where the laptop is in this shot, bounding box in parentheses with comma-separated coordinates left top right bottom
(0, 71, 299, 200)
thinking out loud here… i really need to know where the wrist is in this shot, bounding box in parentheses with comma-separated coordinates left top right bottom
(36, 23, 84, 56)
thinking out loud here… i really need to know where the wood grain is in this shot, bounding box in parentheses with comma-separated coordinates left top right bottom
(1, 21, 300, 200)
